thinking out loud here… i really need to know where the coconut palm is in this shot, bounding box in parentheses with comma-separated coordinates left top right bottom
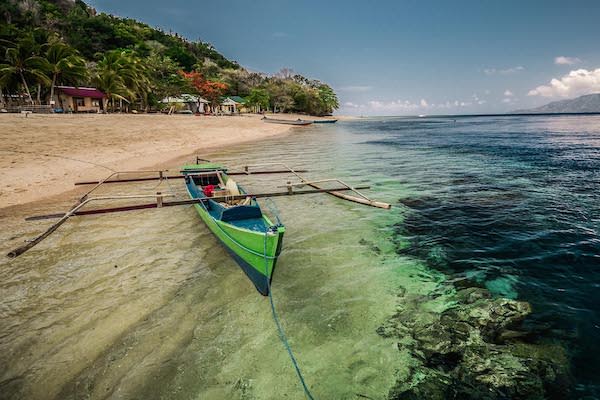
(94, 50, 149, 110)
(0, 37, 50, 104)
(43, 42, 87, 106)
(92, 67, 128, 112)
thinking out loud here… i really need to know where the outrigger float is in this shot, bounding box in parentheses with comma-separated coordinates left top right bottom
(7, 159, 390, 295)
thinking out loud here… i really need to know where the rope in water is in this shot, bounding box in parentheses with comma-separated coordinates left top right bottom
(263, 208, 316, 400)
(191, 179, 315, 398)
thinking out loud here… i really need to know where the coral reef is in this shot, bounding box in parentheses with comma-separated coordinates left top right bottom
(379, 287, 572, 400)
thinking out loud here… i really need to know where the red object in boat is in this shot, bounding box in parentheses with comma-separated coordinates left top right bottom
(203, 185, 215, 197)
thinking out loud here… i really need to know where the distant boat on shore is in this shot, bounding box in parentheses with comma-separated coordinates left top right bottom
(313, 119, 338, 124)
(262, 116, 313, 125)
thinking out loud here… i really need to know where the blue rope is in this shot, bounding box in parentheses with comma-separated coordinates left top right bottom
(263, 197, 283, 226)
(263, 210, 316, 400)
(192, 181, 315, 398)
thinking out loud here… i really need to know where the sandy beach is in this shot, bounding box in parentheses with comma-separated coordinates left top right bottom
(0, 113, 308, 210)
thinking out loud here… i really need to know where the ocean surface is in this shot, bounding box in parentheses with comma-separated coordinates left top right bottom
(0, 115, 599, 399)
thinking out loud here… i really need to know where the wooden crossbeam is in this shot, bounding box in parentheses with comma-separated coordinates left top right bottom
(73, 169, 308, 186)
(21, 185, 371, 222)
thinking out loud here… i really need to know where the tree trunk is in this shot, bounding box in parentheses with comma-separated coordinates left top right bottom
(49, 74, 57, 107)
(20, 71, 33, 104)
(37, 83, 41, 105)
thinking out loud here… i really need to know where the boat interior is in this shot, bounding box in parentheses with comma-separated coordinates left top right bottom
(185, 171, 269, 232)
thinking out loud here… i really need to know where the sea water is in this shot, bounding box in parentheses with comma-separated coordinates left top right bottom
(0, 115, 599, 399)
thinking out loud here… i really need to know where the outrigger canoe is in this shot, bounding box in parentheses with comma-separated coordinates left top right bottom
(8, 161, 390, 295)
(182, 163, 285, 295)
(313, 119, 337, 124)
(261, 117, 313, 125)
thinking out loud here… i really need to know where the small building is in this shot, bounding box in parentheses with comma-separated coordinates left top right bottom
(160, 94, 210, 114)
(56, 86, 106, 113)
(219, 96, 246, 114)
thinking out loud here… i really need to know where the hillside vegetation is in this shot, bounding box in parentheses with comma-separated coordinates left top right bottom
(0, 0, 338, 115)
(512, 93, 600, 114)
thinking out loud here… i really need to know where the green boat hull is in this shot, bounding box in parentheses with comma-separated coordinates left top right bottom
(183, 165, 285, 295)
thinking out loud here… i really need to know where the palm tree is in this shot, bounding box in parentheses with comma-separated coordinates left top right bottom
(317, 84, 339, 115)
(93, 68, 128, 112)
(43, 42, 87, 106)
(0, 37, 50, 104)
(94, 50, 149, 111)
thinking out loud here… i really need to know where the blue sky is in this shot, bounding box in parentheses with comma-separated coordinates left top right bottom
(88, 0, 600, 115)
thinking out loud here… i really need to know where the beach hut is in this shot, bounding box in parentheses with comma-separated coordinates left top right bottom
(56, 86, 106, 113)
(160, 94, 209, 113)
(219, 96, 246, 114)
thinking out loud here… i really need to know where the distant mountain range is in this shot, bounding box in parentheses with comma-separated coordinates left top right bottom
(512, 93, 600, 114)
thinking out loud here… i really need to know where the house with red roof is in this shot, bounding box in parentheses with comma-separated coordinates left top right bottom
(56, 86, 106, 113)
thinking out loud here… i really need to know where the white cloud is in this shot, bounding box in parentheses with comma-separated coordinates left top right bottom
(504, 90, 514, 97)
(339, 96, 487, 115)
(366, 100, 422, 112)
(471, 94, 486, 105)
(484, 66, 525, 75)
(338, 85, 373, 92)
(528, 68, 600, 97)
(554, 56, 581, 65)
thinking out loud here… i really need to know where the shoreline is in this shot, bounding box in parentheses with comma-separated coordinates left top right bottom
(0, 113, 327, 212)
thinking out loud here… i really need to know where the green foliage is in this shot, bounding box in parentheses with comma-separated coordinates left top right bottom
(0, 0, 338, 115)
(245, 88, 270, 111)
(93, 49, 150, 110)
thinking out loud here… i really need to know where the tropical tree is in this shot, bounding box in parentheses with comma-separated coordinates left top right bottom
(94, 50, 149, 110)
(43, 41, 87, 106)
(0, 36, 50, 103)
(265, 79, 295, 112)
(245, 88, 270, 112)
(92, 67, 127, 112)
(180, 70, 228, 111)
(145, 52, 190, 107)
(317, 84, 339, 115)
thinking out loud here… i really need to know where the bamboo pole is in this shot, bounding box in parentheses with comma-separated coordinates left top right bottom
(22, 186, 371, 222)
(9, 186, 371, 257)
(73, 169, 309, 186)
(244, 163, 392, 209)
(7, 194, 174, 258)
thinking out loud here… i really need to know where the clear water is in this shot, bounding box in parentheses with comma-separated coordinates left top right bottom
(1, 115, 599, 399)
(349, 115, 600, 396)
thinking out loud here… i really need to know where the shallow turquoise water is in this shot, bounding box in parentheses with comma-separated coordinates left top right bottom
(0, 122, 415, 399)
(1, 115, 598, 399)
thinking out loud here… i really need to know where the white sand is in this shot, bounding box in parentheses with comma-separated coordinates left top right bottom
(0, 113, 297, 209)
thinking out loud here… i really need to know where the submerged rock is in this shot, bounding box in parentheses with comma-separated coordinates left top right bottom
(381, 287, 572, 399)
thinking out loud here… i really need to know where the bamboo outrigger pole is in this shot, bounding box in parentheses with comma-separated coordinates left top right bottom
(7, 185, 370, 258)
(74, 169, 309, 186)
(7, 193, 175, 258)
(243, 163, 392, 209)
